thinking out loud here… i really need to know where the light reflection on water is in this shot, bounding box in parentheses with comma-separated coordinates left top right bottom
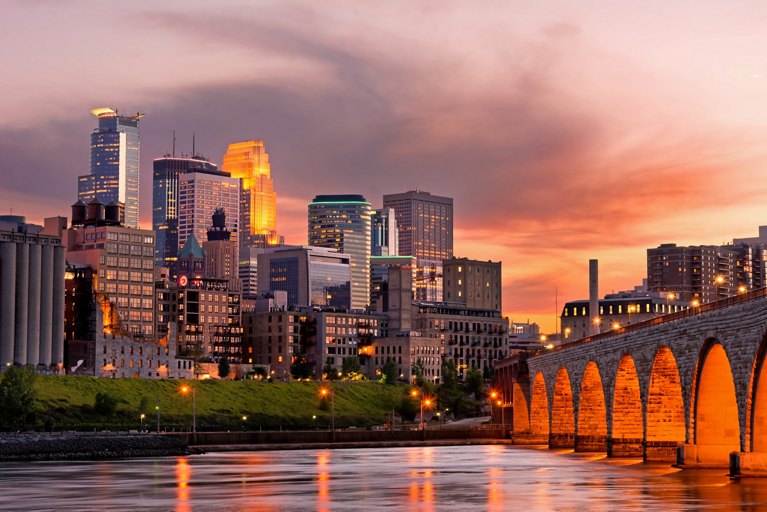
(1, 445, 766, 511)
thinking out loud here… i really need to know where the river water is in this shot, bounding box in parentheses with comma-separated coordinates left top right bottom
(1, 445, 766, 511)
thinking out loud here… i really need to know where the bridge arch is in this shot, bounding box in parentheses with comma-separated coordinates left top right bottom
(692, 339, 740, 465)
(748, 331, 767, 452)
(646, 345, 685, 461)
(550, 367, 575, 449)
(576, 361, 607, 452)
(610, 354, 643, 457)
(529, 372, 549, 441)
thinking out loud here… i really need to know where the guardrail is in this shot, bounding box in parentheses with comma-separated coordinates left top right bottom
(543, 287, 767, 354)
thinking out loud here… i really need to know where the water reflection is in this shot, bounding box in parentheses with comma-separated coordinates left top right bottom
(1, 446, 767, 510)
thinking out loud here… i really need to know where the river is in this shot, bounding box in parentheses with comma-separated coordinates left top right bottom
(1, 445, 765, 511)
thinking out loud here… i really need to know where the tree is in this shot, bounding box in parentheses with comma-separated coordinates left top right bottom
(342, 356, 362, 378)
(138, 395, 151, 415)
(322, 358, 338, 380)
(464, 368, 484, 400)
(395, 388, 419, 422)
(0, 366, 38, 430)
(381, 360, 398, 384)
(94, 391, 119, 416)
(412, 359, 427, 387)
(438, 359, 469, 416)
(218, 358, 231, 379)
(291, 355, 315, 380)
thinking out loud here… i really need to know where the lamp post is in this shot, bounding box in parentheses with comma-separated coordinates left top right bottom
(410, 389, 432, 430)
(140, 413, 145, 429)
(180, 384, 196, 435)
(156, 397, 161, 433)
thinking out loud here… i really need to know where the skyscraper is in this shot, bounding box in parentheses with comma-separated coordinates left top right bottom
(177, 171, 240, 253)
(308, 195, 372, 310)
(152, 155, 220, 269)
(383, 190, 453, 301)
(221, 140, 278, 248)
(78, 108, 142, 227)
(371, 208, 399, 256)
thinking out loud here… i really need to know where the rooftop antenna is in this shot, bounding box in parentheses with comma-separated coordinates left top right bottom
(192, 132, 196, 158)
(172, 129, 176, 157)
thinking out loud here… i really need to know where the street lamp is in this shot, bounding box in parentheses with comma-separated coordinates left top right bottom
(320, 386, 335, 433)
(140, 413, 145, 429)
(410, 389, 433, 430)
(180, 384, 196, 435)
(738, 285, 747, 294)
(691, 299, 700, 308)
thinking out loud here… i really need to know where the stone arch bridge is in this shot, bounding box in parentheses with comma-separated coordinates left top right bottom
(494, 289, 767, 473)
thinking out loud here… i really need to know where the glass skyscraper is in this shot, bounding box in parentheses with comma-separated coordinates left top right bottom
(308, 195, 371, 310)
(221, 140, 278, 249)
(152, 156, 220, 269)
(78, 108, 142, 227)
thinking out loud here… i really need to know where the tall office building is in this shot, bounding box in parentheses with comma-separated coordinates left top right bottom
(78, 108, 142, 227)
(308, 195, 372, 310)
(371, 208, 399, 256)
(257, 245, 351, 309)
(383, 190, 453, 301)
(178, 171, 239, 252)
(222, 140, 278, 248)
(152, 155, 220, 269)
(203, 208, 239, 288)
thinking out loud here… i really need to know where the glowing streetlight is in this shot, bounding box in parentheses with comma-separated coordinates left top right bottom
(564, 327, 571, 339)
(612, 321, 621, 330)
(410, 389, 433, 430)
(180, 384, 196, 434)
(140, 413, 145, 428)
(691, 299, 700, 308)
(320, 386, 335, 433)
(738, 285, 747, 294)
(715, 275, 726, 286)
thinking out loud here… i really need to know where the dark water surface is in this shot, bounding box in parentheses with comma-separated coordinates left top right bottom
(1, 445, 766, 511)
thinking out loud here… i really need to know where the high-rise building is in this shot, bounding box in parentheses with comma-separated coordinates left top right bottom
(371, 208, 399, 256)
(65, 202, 156, 337)
(78, 108, 142, 227)
(221, 140, 278, 248)
(383, 190, 453, 301)
(308, 195, 372, 310)
(370, 255, 416, 312)
(443, 257, 502, 311)
(203, 208, 239, 288)
(257, 245, 352, 309)
(152, 155, 220, 269)
(178, 171, 239, 251)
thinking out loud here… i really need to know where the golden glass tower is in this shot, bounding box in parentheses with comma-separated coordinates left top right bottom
(222, 140, 278, 248)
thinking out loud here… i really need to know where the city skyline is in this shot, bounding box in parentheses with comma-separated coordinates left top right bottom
(4, 1, 767, 330)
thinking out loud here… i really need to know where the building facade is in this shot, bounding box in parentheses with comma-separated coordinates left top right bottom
(443, 257, 502, 311)
(178, 171, 239, 251)
(383, 190, 453, 301)
(370, 255, 416, 312)
(647, 243, 762, 304)
(258, 245, 351, 309)
(0, 226, 65, 369)
(371, 208, 398, 257)
(308, 195, 372, 310)
(78, 108, 142, 227)
(366, 333, 442, 383)
(152, 155, 220, 269)
(221, 140, 278, 248)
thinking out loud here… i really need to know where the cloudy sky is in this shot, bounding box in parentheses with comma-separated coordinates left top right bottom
(2, 1, 767, 330)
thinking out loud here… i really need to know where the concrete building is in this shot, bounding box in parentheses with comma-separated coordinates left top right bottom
(370, 256, 416, 312)
(443, 257, 502, 311)
(366, 333, 442, 383)
(152, 155, 220, 269)
(178, 171, 239, 251)
(65, 204, 156, 337)
(222, 140, 279, 249)
(383, 190, 453, 301)
(203, 208, 239, 289)
(257, 245, 351, 309)
(647, 243, 762, 304)
(308, 195, 372, 310)
(78, 108, 142, 228)
(0, 224, 65, 369)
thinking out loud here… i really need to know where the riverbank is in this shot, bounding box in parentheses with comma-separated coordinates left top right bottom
(197, 438, 514, 452)
(0, 433, 188, 461)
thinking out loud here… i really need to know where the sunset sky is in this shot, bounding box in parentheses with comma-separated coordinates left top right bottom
(3, 1, 767, 331)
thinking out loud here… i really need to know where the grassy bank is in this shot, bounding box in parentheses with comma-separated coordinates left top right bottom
(34, 376, 405, 431)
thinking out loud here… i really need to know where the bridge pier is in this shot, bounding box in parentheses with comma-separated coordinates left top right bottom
(607, 437, 643, 458)
(729, 452, 767, 476)
(676, 444, 736, 469)
(574, 435, 607, 452)
(644, 441, 680, 462)
(549, 434, 575, 449)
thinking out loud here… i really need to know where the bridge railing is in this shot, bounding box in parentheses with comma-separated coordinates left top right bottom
(542, 287, 767, 354)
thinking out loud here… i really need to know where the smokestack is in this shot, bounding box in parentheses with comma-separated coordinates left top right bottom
(589, 259, 599, 335)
